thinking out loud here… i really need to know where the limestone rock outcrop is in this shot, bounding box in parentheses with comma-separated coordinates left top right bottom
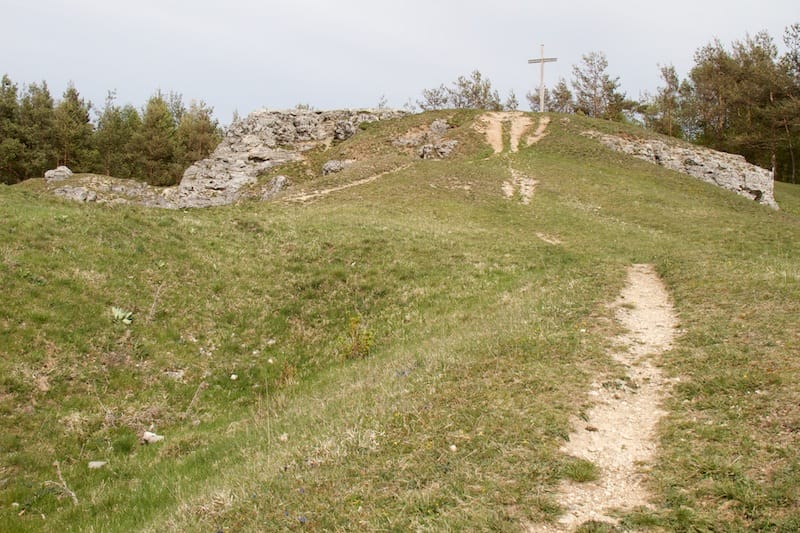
(584, 131, 778, 209)
(49, 174, 178, 207)
(394, 118, 458, 160)
(322, 159, 356, 176)
(45, 166, 73, 182)
(172, 108, 405, 208)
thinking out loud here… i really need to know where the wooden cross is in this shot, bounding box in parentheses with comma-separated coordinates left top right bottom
(528, 44, 558, 112)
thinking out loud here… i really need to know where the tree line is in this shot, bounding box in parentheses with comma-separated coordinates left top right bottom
(0, 77, 222, 186)
(416, 24, 800, 183)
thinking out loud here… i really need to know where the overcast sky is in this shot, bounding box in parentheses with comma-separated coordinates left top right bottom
(2, 1, 797, 124)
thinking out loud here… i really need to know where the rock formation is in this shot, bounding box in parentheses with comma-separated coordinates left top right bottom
(171, 108, 405, 208)
(44, 166, 73, 182)
(584, 131, 778, 209)
(393, 118, 459, 160)
(50, 174, 177, 208)
(322, 159, 356, 175)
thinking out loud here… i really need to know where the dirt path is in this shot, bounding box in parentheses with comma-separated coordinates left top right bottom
(483, 113, 506, 154)
(510, 115, 534, 153)
(282, 165, 411, 203)
(527, 116, 551, 145)
(531, 264, 678, 531)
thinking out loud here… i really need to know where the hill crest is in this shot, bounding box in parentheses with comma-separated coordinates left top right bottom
(34, 109, 778, 210)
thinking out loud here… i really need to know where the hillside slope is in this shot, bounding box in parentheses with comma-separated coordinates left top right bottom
(2, 111, 799, 531)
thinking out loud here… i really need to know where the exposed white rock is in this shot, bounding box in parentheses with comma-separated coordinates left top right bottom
(141, 431, 164, 444)
(43, 110, 404, 209)
(322, 159, 356, 175)
(172, 108, 405, 208)
(394, 119, 458, 160)
(419, 140, 458, 160)
(260, 175, 289, 200)
(44, 166, 73, 182)
(88, 461, 107, 469)
(53, 186, 96, 203)
(584, 131, 778, 209)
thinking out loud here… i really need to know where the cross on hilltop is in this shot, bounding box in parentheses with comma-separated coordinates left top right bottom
(528, 45, 558, 112)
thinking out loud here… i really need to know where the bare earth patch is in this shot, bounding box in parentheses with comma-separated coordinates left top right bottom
(510, 115, 534, 153)
(475, 112, 538, 154)
(502, 168, 537, 205)
(527, 116, 552, 146)
(477, 112, 506, 154)
(531, 264, 678, 531)
(535, 232, 562, 245)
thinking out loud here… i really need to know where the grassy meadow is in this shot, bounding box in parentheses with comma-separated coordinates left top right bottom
(1, 111, 799, 531)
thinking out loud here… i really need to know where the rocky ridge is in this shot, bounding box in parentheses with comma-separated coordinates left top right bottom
(49, 108, 405, 208)
(171, 108, 405, 208)
(42, 111, 777, 210)
(584, 131, 778, 209)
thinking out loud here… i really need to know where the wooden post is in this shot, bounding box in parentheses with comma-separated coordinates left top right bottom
(528, 45, 558, 112)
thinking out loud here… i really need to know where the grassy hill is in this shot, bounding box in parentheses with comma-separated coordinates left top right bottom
(1, 111, 799, 531)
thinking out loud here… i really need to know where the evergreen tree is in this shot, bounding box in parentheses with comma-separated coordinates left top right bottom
(640, 65, 684, 138)
(527, 78, 573, 113)
(0, 75, 24, 183)
(684, 30, 799, 180)
(449, 71, 502, 110)
(134, 92, 179, 185)
(120, 104, 144, 179)
(18, 81, 57, 177)
(525, 88, 547, 112)
(656, 65, 682, 137)
(166, 90, 186, 124)
(417, 71, 502, 111)
(549, 78, 574, 114)
(53, 82, 95, 170)
(504, 90, 519, 111)
(778, 23, 800, 181)
(571, 51, 626, 119)
(417, 84, 449, 110)
(94, 91, 142, 178)
(175, 99, 221, 168)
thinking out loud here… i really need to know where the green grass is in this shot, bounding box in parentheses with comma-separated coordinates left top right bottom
(776, 180, 800, 216)
(1, 111, 799, 531)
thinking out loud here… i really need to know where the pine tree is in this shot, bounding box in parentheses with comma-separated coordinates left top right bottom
(551, 79, 574, 113)
(417, 84, 449, 110)
(528, 78, 574, 113)
(684, 31, 798, 179)
(778, 23, 800, 181)
(571, 52, 625, 119)
(417, 71, 503, 111)
(53, 82, 95, 170)
(121, 104, 144, 179)
(504, 90, 519, 111)
(449, 71, 502, 110)
(134, 92, 179, 185)
(94, 91, 143, 178)
(175, 99, 221, 168)
(18, 81, 57, 177)
(0, 75, 24, 183)
(640, 65, 684, 138)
